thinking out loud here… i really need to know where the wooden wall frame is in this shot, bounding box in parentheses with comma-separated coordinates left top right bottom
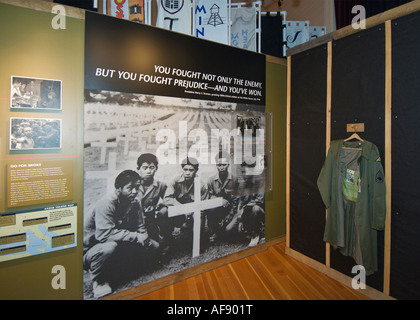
(286, 0, 420, 300)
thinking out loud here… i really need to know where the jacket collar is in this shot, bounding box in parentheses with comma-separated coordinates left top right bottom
(339, 139, 372, 160)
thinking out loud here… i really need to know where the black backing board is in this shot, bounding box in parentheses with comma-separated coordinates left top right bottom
(330, 25, 385, 292)
(84, 11, 266, 106)
(261, 13, 285, 58)
(290, 45, 327, 264)
(390, 11, 420, 300)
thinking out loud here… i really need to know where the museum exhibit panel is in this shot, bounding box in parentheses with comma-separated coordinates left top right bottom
(0, 0, 285, 300)
(1, 0, 420, 301)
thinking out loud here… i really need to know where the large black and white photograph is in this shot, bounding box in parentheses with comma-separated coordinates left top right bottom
(10, 117, 62, 150)
(82, 90, 266, 299)
(83, 11, 266, 299)
(10, 76, 62, 110)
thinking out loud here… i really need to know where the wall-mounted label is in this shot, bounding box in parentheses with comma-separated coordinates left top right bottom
(7, 160, 73, 208)
(0, 204, 77, 263)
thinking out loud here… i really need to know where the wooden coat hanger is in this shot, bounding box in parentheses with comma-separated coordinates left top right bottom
(344, 132, 364, 142)
(342, 124, 364, 150)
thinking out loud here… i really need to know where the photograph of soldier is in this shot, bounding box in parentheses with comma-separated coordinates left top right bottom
(83, 170, 159, 298)
(234, 193, 265, 247)
(10, 123, 34, 149)
(163, 157, 209, 253)
(10, 118, 61, 150)
(236, 114, 261, 136)
(82, 90, 266, 299)
(135, 153, 168, 251)
(10, 76, 61, 110)
(206, 151, 233, 243)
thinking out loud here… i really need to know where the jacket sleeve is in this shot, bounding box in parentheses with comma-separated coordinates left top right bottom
(369, 145, 387, 231)
(94, 200, 141, 243)
(163, 179, 182, 207)
(317, 146, 334, 209)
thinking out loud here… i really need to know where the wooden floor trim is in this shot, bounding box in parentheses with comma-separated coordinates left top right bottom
(130, 239, 376, 300)
(104, 236, 285, 300)
(285, 247, 395, 300)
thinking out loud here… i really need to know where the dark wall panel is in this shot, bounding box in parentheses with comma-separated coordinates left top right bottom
(290, 45, 327, 264)
(330, 25, 385, 291)
(391, 11, 420, 300)
(261, 13, 285, 58)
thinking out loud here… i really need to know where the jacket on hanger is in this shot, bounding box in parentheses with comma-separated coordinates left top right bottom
(317, 139, 386, 275)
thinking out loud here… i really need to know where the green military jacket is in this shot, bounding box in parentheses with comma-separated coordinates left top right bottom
(317, 139, 386, 275)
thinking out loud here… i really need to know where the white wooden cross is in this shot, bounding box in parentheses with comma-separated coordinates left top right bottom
(117, 127, 139, 155)
(168, 177, 223, 258)
(90, 124, 117, 164)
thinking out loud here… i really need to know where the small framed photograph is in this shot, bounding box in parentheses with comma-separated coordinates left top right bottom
(10, 76, 62, 110)
(10, 117, 62, 150)
(236, 114, 261, 136)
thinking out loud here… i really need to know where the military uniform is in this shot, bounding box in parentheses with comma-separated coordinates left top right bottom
(206, 173, 233, 240)
(137, 179, 167, 242)
(83, 191, 149, 287)
(163, 174, 209, 245)
(317, 139, 386, 275)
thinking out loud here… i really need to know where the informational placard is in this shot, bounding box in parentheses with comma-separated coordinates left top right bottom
(7, 160, 73, 208)
(84, 11, 265, 105)
(0, 203, 77, 263)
